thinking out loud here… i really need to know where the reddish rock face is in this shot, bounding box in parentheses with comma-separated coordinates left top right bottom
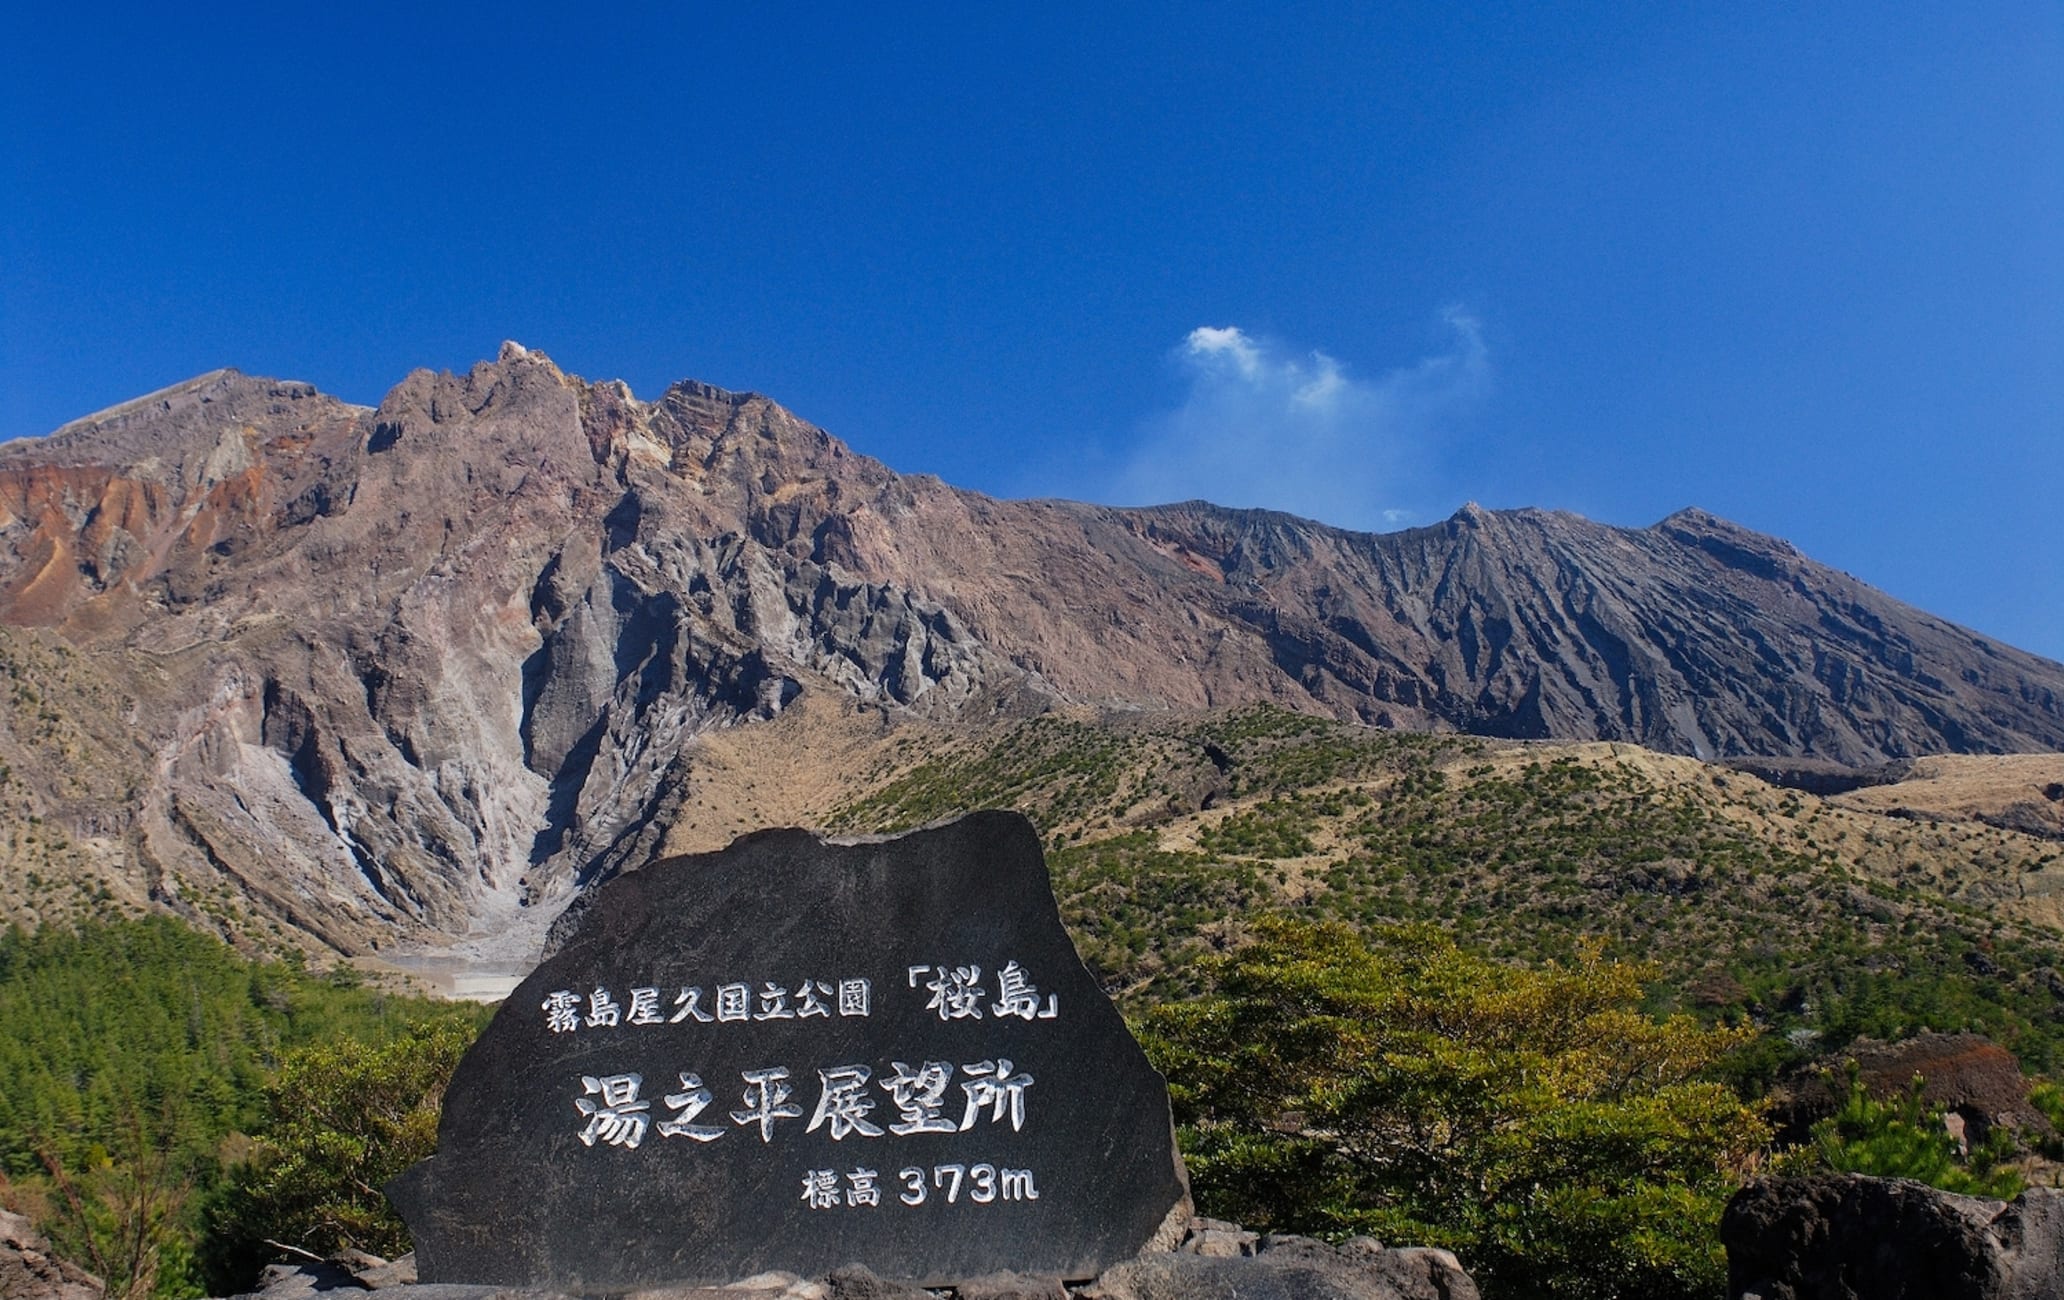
(3, 344, 2062, 957)
(1847, 1033, 2053, 1140)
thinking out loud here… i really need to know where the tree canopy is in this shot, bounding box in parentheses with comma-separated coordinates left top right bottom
(1140, 916, 1770, 1300)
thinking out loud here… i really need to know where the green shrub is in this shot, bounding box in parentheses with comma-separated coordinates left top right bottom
(1800, 1063, 2022, 1198)
(207, 1019, 475, 1273)
(0, 918, 483, 1297)
(1140, 916, 1768, 1300)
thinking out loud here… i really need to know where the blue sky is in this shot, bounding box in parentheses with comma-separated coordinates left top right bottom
(3, 3, 2059, 659)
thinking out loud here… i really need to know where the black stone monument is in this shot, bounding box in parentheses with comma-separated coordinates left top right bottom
(388, 811, 1189, 1290)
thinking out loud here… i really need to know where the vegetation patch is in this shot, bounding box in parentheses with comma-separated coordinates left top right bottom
(13, 703, 2064, 1299)
(1141, 917, 1768, 1300)
(0, 918, 485, 1298)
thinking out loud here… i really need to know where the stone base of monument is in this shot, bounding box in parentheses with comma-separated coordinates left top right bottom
(222, 1217, 1480, 1300)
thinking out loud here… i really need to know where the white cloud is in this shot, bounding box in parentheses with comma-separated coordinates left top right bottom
(1183, 325, 1265, 380)
(1103, 310, 1488, 532)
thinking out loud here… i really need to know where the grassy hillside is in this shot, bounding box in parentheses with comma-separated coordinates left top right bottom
(829, 705, 2064, 1073)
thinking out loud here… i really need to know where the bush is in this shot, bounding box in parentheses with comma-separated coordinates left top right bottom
(1140, 916, 1769, 1300)
(1800, 1062, 2022, 1198)
(31, 1107, 201, 1300)
(205, 1020, 474, 1283)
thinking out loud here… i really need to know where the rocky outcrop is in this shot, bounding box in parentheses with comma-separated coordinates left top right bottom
(1722, 1174, 2064, 1300)
(221, 1222, 1477, 1300)
(4, 345, 2062, 957)
(1768, 1034, 2053, 1150)
(1085, 1231, 1477, 1300)
(0, 1210, 102, 1300)
(1845, 1034, 2053, 1143)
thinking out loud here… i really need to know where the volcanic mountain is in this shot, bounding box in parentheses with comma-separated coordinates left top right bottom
(1, 343, 2059, 957)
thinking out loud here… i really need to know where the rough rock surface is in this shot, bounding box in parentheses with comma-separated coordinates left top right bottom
(220, 1221, 1476, 1300)
(3, 346, 2061, 957)
(337, 1252, 417, 1290)
(0, 1210, 103, 1300)
(1088, 1233, 1479, 1300)
(1769, 1033, 2054, 1149)
(952, 1273, 1068, 1300)
(1722, 1173, 2064, 1300)
(1844, 1033, 2054, 1141)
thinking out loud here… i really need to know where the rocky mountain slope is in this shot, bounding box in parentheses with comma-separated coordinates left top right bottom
(2, 344, 2060, 959)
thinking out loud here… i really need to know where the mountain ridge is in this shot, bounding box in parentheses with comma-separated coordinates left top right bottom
(1, 343, 2059, 957)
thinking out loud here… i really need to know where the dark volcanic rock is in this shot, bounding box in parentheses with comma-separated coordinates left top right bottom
(1843, 1033, 2053, 1142)
(1722, 1174, 2064, 1300)
(388, 813, 1188, 1291)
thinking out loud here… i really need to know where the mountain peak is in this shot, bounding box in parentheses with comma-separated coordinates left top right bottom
(1657, 505, 1735, 532)
(33, 367, 247, 444)
(2, 355, 2062, 955)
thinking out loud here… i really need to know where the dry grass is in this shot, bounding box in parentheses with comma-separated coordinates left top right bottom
(1836, 754, 2064, 837)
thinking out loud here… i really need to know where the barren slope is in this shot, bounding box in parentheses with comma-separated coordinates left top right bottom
(2, 343, 2061, 960)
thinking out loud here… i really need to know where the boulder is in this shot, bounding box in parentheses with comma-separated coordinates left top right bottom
(1843, 1034, 2052, 1142)
(819, 1267, 930, 1300)
(0, 1211, 102, 1300)
(1172, 1219, 1256, 1260)
(245, 1261, 364, 1299)
(1722, 1173, 2064, 1300)
(209, 1212, 1483, 1299)
(1085, 1230, 1478, 1300)
(953, 1272, 1067, 1300)
(346, 1255, 418, 1291)
(1765, 1034, 2052, 1148)
(390, 814, 1189, 1291)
